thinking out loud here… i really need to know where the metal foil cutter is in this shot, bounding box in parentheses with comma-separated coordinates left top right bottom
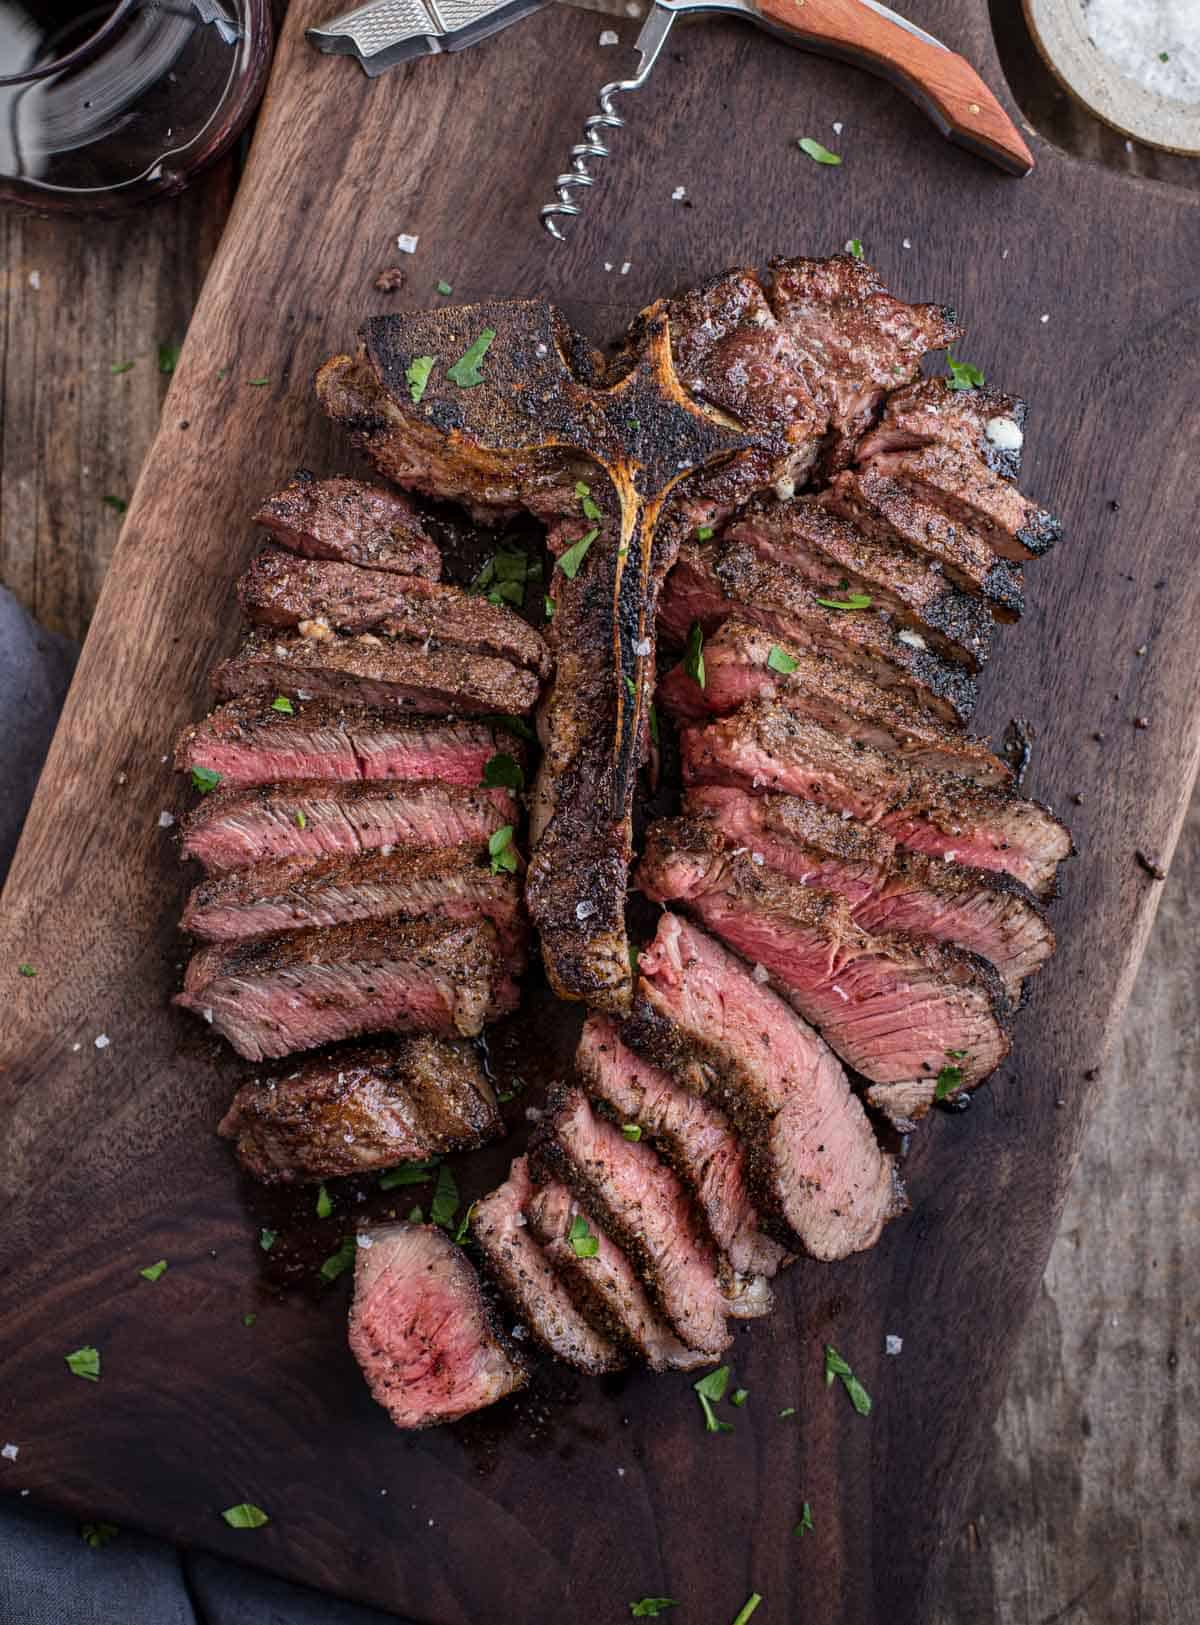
(306, 0, 548, 74)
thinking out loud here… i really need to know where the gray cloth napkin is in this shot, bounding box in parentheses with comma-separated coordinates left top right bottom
(0, 588, 410, 1622)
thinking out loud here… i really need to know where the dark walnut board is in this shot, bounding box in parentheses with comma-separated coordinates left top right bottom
(2, 1, 1198, 1619)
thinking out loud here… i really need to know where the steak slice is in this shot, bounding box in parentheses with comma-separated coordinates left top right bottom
(181, 780, 516, 874)
(681, 701, 1070, 898)
(686, 786, 1054, 996)
(472, 1156, 624, 1374)
(176, 918, 517, 1061)
(533, 1087, 736, 1352)
(660, 542, 977, 726)
(727, 499, 994, 669)
(254, 473, 442, 579)
(578, 1013, 789, 1282)
(624, 912, 902, 1260)
(217, 1037, 501, 1182)
(212, 630, 540, 718)
(638, 820, 1011, 1091)
(181, 845, 526, 961)
(238, 546, 550, 677)
(348, 1222, 527, 1429)
(855, 376, 1029, 482)
(175, 701, 518, 792)
(657, 619, 1010, 787)
(526, 1179, 717, 1371)
(824, 467, 1025, 618)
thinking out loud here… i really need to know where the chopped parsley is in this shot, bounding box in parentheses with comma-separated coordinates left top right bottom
(630, 1603, 679, 1619)
(246, 377, 270, 387)
(472, 545, 538, 607)
(158, 342, 181, 374)
(794, 1501, 814, 1538)
(294, 810, 307, 830)
(18, 963, 35, 977)
(1158, 50, 1169, 62)
(242, 1313, 256, 1328)
(453, 1200, 477, 1245)
(271, 695, 294, 714)
(545, 595, 555, 620)
(496, 1076, 527, 1105)
(629, 943, 640, 977)
(696, 525, 714, 541)
(778, 1407, 796, 1418)
(798, 136, 841, 164)
(406, 354, 437, 404)
(824, 1344, 872, 1416)
(621, 1123, 642, 1142)
(568, 1214, 599, 1258)
(557, 528, 599, 579)
(683, 621, 706, 689)
(484, 713, 536, 743)
(430, 1164, 460, 1231)
(815, 592, 872, 611)
(139, 1260, 168, 1282)
(482, 752, 524, 790)
(575, 481, 602, 521)
(191, 766, 221, 794)
(693, 1365, 734, 1433)
(379, 1158, 440, 1190)
(447, 328, 497, 388)
(649, 704, 660, 748)
(81, 1522, 119, 1548)
(221, 1503, 269, 1529)
(731, 1593, 762, 1625)
(110, 360, 134, 375)
(407, 1205, 424, 1223)
(946, 353, 985, 391)
(847, 238, 864, 259)
(436, 279, 453, 296)
(489, 824, 518, 874)
(318, 1236, 357, 1283)
(731, 1387, 749, 1407)
(259, 1228, 276, 1252)
(935, 1063, 964, 1100)
(767, 644, 799, 674)
(316, 1185, 332, 1219)
(102, 495, 127, 514)
(66, 1345, 101, 1382)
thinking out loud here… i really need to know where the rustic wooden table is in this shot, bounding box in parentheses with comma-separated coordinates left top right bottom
(0, 4, 1194, 1620)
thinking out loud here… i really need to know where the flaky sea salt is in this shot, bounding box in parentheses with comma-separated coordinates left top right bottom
(902, 238, 912, 250)
(1, 1444, 18, 1461)
(986, 416, 1023, 453)
(600, 29, 619, 45)
(750, 851, 765, 865)
(158, 810, 175, 828)
(885, 1334, 903, 1356)
(576, 899, 597, 920)
(671, 186, 687, 201)
(620, 262, 632, 275)
(94, 1034, 110, 1050)
(28, 271, 40, 290)
(1040, 313, 1050, 324)
(832, 121, 843, 135)
(395, 233, 419, 254)
(633, 637, 651, 656)
(752, 964, 770, 984)
(356, 1233, 374, 1249)
(898, 629, 926, 650)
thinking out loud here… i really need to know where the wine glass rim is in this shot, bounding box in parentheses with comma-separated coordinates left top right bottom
(0, 0, 139, 89)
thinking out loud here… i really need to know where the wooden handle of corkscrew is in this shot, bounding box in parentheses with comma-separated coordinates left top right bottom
(750, 0, 1034, 174)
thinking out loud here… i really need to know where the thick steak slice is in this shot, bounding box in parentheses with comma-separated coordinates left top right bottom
(658, 619, 1010, 787)
(176, 918, 517, 1061)
(727, 500, 993, 670)
(472, 1157, 624, 1374)
(175, 702, 519, 792)
(238, 547, 550, 677)
(526, 1179, 717, 1371)
(638, 820, 1011, 1091)
(855, 377, 1029, 482)
(254, 474, 443, 579)
(861, 444, 1061, 561)
(348, 1223, 527, 1429)
(686, 786, 1054, 996)
(182, 780, 515, 874)
(578, 1013, 789, 1282)
(660, 542, 977, 727)
(181, 845, 526, 959)
(218, 1037, 502, 1182)
(624, 912, 902, 1260)
(681, 701, 1071, 898)
(535, 1088, 745, 1350)
(823, 467, 1024, 617)
(212, 630, 540, 718)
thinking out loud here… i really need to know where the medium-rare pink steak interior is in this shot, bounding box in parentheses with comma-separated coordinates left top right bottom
(172, 251, 1070, 1434)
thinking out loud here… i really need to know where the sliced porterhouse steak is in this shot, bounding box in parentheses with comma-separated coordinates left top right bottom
(681, 700, 1071, 899)
(726, 500, 994, 670)
(577, 1013, 789, 1282)
(218, 1037, 502, 1183)
(657, 619, 1010, 788)
(623, 911, 903, 1261)
(238, 546, 550, 677)
(659, 542, 978, 727)
(533, 1087, 739, 1353)
(211, 629, 540, 718)
(348, 1222, 527, 1430)
(472, 1156, 624, 1375)
(175, 701, 519, 792)
(176, 917, 517, 1061)
(638, 819, 1011, 1092)
(685, 785, 1055, 996)
(181, 845, 527, 960)
(254, 473, 443, 580)
(181, 780, 516, 874)
(855, 377, 1029, 483)
(526, 1178, 716, 1371)
(823, 467, 1025, 618)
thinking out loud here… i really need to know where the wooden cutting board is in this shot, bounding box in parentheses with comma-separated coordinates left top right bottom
(1, 3, 1197, 1620)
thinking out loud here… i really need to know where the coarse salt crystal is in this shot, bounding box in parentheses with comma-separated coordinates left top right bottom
(28, 271, 40, 290)
(511, 1323, 528, 1339)
(617, 1466, 626, 1477)
(94, 1034, 110, 1050)
(158, 810, 175, 828)
(624, 1, 641, 14)
(395, 233, 419, 254)
(356, 1233, 374, 1249)
(885, 1334, 903, 1356)
(671, 186, 687, 201)
(897, 629, 926, 650)
(1, 1444, 18, 1461)
(296, 689, 312, 701)
(379, 845, 395, 857)
(943, 850, 957, 863)
(985, 416, 1023, 453)
(1125, 139, 1134, 153)
(620, 262, 631, 275)
(1040, 313, 1050, 324)
(832, 984, 849, 1002)
(72, 1043, 82, 1053)
(202, 1007, 214, 1025)
(599, 28, 619, 45)
(604, 261, 614, 272)
(576, 899, 597, 920)
(902, 238, 912, 250)
(535, 341, 548, 356)
(1001, 248, 1010, 260)
(832, 120, 843, 134)
(752, 964, 770, 984)
(633, 637, 651, 656)
(750, 851, 765, 865)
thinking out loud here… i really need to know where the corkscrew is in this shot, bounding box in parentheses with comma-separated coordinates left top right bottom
(540, 0, 1033, 238)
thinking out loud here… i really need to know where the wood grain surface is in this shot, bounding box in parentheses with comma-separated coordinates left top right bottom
(1, 3, 1198, 1622)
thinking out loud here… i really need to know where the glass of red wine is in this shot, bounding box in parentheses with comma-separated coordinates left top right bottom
(0, 0, 274, 213)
